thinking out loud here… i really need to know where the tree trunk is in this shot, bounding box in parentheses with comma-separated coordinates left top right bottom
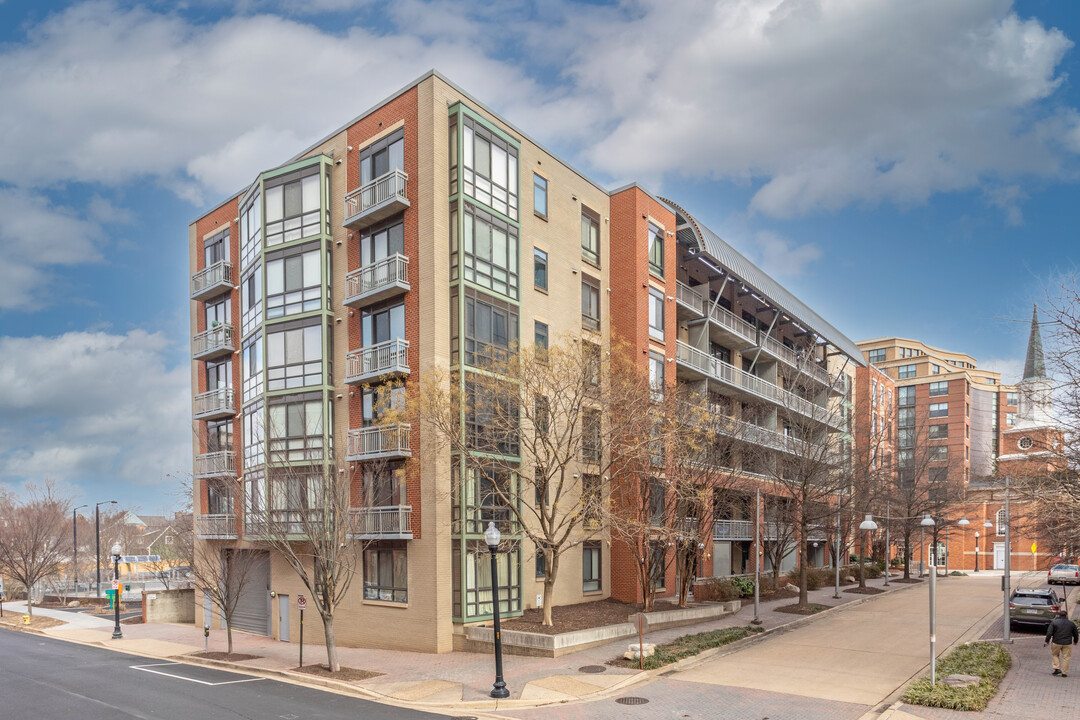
(323, 614, 339, 672)
(902, 528, 912, 580)
(25, 586, 33, 617)
(799, 541, 809, 606)
(227, 623, 234, 654)
(542, 553, 558, 626)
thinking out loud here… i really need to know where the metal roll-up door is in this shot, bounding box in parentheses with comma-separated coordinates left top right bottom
(229, 550, 270, 636)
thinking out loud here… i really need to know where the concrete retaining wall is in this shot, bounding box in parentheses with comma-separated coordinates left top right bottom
(142, 588, 195, 624)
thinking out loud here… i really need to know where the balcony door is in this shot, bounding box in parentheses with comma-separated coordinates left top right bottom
(359, 131, 404, 186)
(361, 303, 405, 347)
(360, 220, 404, 267)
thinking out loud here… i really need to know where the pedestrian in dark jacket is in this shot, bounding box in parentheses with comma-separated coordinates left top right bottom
(1045, 610, 1079, 677)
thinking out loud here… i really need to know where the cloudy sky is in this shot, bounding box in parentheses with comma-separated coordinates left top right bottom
(0, 0, 1077, 510)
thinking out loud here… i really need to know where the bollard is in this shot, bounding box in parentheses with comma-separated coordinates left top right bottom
(204, 624, 210, 653)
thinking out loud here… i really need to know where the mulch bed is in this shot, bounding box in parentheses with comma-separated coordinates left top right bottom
(891, 578, 924, 584)
(0, 614, 65, 629)
(775, 603, 831, 615)
(190, 651, 263, 661)
(292, 664, 382, 682)
(844, 586, 885, 595)
(499, 598, 646, 635)
(121, 616, 144, 624)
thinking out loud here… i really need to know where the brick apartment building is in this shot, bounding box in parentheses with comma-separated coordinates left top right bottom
(189, 70, 865, 653)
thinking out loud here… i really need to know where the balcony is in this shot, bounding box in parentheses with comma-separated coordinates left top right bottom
(193, 387, 235, 421)
(195, 513, 238, 539)
(676, 341, 842, 430)
(711, 519, 827, 542)
(713, 519, 754, 541)
(194, 451, 237, 479)
(345, 339, 410, 385)
(192, 324, 235, 361)
(348, 506, 413, 539)
(344, 254, 410, 308)
(345, 424, 411, 461)
(191, 261, 234, 301)
(343, 169, 410, 231)
(675, 280, 706, 316)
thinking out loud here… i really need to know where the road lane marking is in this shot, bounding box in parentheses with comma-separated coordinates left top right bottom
(130, 663, 265, 686)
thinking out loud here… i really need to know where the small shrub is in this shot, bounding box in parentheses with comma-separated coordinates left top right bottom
(627, 626, 765, 669)
(902, 642, 1011, 711)
(692, 577, 741, 602)
(758, 575, 779, 594)
(732, 576, 755, 597)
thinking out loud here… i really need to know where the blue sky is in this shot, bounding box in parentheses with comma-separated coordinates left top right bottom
(0, 0, 1077, 510)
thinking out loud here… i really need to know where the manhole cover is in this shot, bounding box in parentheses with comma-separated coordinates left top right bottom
(615, 697, 650, 706)
(578, 665, 607, 674)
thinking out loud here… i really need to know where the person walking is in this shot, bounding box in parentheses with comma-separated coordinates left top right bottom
(1045, 609, 1079, 677)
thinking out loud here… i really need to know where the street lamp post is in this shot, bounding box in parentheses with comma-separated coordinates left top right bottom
(834, 492, 842, 600)
(1003, 476, 1012, 644)
(95, 500, 117, 597)
(859, 514, 879, 588)
(974, 531, 980, 572)
(73, 504, 88, 590)
(956, 517, 970, 573)
(884, 501, 891, 587)
(484, 522, 509, 699)
(980, 520, 993, 573)
(921, 513, 937, 684)
(111, 542, 123, 640)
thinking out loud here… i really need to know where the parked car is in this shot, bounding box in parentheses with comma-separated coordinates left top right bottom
(1048, 564, 1080, 586)
(1009, 587, 1062, 628)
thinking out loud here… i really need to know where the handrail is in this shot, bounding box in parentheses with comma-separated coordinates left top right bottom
(346, 424, 411, 458)
(192, 324, 235, 357)
(348, 506, 413, 536)
(346, 253, 409, 300)
(346, 339, 409, 381)
(344, 169, 408, 220)
(191, 261, 233, 296)
(193, 387, 234, 416)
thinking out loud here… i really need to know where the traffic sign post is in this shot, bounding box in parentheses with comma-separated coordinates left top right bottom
(297, 595, 306, 667)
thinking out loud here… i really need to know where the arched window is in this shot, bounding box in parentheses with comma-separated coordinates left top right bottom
(996, 508, 1007, 536)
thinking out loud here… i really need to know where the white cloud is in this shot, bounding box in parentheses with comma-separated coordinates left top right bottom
(980, 356, 1025, 385)
(0, 330, 192, 498)
(751, 229, 822, 278)
(0, 188, 103, 310)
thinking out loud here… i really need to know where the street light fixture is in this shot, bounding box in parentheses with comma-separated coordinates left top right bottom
(73, 504, 88, 589)
(981, 521, 993, 573)
(956, 517, 969, 574)
(95, 500, 117, 598)
(484, 522, 509, 699)
(111, 541, 123, 640)
(921, 513, 937, 684)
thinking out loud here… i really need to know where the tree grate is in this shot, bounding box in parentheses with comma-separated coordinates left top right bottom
(615, 697, 650, 705)
(578, 665, 607, 674)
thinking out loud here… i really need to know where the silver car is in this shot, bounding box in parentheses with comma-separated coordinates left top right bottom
(1009, 588, 1061, 628)
(1048, 564, 1080, 586)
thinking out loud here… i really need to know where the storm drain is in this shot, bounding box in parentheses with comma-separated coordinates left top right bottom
(615, 697, 650, 706)
(578, 665, 607, 674)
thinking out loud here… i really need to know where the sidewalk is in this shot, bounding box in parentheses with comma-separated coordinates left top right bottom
(3, 573, 920, 712)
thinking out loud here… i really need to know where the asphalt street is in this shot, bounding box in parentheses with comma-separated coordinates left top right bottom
(0, 630, 443, 720)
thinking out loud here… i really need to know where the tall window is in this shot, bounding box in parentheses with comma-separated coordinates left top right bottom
(359, 130, 404, 186)
(533, 173, 547, 219)
(649, 478, 665, 526)
(1006, 412, 1017, 426)
(361, 384, 406, 425)
(582, 542, 601, 592)
(362, 302, 406, 347)
(534, 321, 548, 355)
(205, 295, 230, 328)
(206, 359, 231, 391)
(240, 192, 261, 270)
(929, 381, 948, 397)
(363, 463, 406, 507)
(581, 208, 600, 265)
(867, 348, 886, 363)
(241, 266, 262, 336)
(267, 393, 324, 463)
(242, 333, 263, 403)
(929, 446, 948, 462)
(462, 206, 519, 299)
(204, 229, 229, 268)
(648, 287, 665, 341)
(581, 275, 600, 331)
(360, 218, 404, 265)
(462, 117, 518, 220)
(649, 351, 665, 400)
(533, 247, 547, 291)
(266, 246, 322, 318)
(582, 474, 601, 529)
(929, 402, 948, 418)
(465, 291, 518, 366)
(898, 364, 917, 379)
(647, 222, 663, 277)
(582, 409, 601, 463)
(929, 424, 948, 439)
(265, 168, 321, 247)
(1007, 392, 1019, 406)
(996, 508, 1007, 536)
(650, 541, 666, 591)
(244, 400, 264, 469)
(583, 341, 601, 386)
(364, 545, 407, 603)
(206, 418, 232, 454)
(898, 386, 915, 407)
(267, 322, 322, 391)
(207, 479, 233, 515)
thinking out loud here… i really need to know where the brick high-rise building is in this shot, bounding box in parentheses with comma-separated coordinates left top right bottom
(189, 71, 864, 653)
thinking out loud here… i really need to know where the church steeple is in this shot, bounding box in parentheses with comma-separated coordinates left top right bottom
(1023, 304, 1047, 381)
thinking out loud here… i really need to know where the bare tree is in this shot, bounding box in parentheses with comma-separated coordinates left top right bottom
(190, 539, 264, 655)
(420, 339, 654, 623)
(0, 481, 72, 617)
(759, 493, 800, 580)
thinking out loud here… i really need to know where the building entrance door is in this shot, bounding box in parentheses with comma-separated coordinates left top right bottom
(994, 543, 1006, 570)
(278, 594, 290, 642)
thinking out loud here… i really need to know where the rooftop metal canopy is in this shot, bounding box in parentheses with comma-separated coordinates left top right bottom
(660, 197, 865, 366)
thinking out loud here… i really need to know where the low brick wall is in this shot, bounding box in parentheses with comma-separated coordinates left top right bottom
(142, 589, 195, 624)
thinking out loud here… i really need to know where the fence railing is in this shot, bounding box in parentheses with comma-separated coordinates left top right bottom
(344, 169, 408, 222)
(346, 424, 411, 459)
(192, 324, 235, 358)
(194, 451, 236, 478)
(349, 506, 413, 537)
(345, 253, 409, 303)
(193, 387, 235, 418)
(195, 513, 237, 538)
(191, 261, 233, 298)
(345, 339, 409, 383)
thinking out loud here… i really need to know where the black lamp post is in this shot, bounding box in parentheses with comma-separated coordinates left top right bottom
(95, 500, 117, 597)
(73, 504, 88, 589)
(484, 521, 509, 699)
(111, 542, 123, 640)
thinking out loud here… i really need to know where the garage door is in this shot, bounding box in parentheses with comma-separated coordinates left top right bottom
(229, 549, 270, 636)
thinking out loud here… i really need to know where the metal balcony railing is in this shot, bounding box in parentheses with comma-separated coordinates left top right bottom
(676, 341, 842, 429)
(194, 451, 236, 479)
(713, 519, 754, 541)
(191, 261, 234, 300)
(344, 253, 410, 307)
(192, 324, 235, 360)
(345, 424, 411, 461)
(348, 506, 413, 538)
(675, 280, 705, 314)
(195, 513, 237, 538)
(345, 339, 409, 385)
(343, 169, 409, 230)
(193, 387, 235, 420)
